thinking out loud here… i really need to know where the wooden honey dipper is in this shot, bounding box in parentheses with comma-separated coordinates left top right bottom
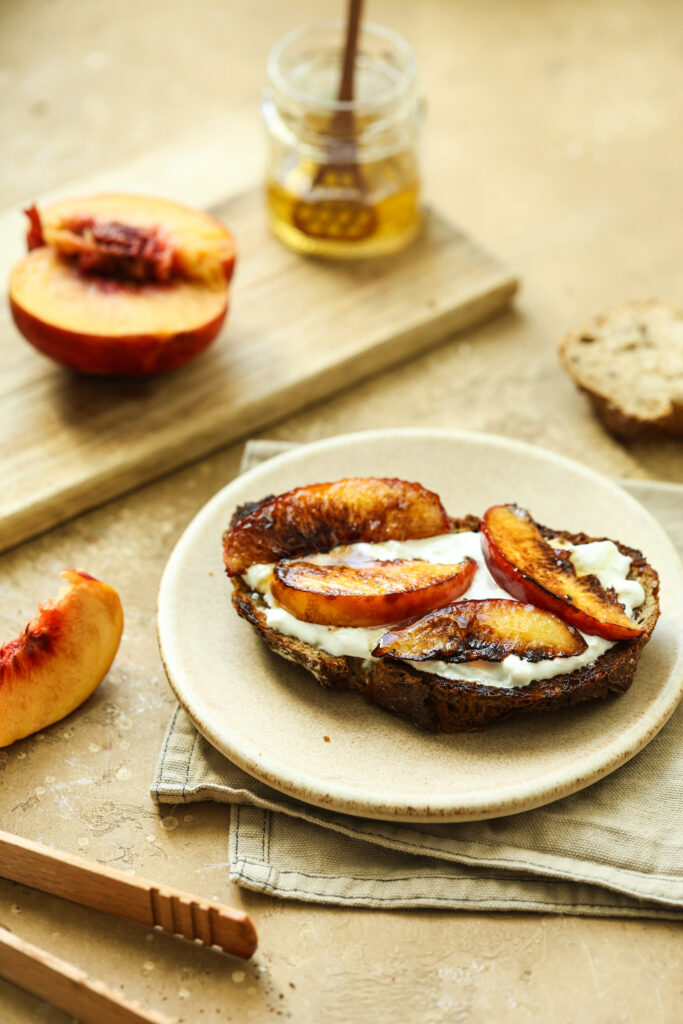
(293, 0, 378, 243)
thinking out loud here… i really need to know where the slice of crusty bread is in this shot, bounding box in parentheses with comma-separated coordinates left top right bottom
(559, 300, 683, 440)
(230, 517, 660, 733)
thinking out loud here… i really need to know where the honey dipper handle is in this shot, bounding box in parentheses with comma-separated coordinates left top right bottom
(0, 829, 257, 959)
(339, 0, 364, 103)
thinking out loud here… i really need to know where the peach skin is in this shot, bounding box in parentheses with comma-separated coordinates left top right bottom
(0, 570, 124, 747)
(9, 194, 235, 375)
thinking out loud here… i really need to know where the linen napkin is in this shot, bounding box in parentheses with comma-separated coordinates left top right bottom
(152, 441, 683, 917)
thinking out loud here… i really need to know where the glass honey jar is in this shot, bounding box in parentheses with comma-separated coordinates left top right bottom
(262, 20, 422, 259)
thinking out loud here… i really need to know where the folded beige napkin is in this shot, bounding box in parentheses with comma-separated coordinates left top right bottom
(152, 440, 683, 918)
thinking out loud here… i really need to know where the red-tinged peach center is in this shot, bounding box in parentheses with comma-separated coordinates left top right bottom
(55, 217, 178, 284)
(0, 608, 61, 686)
(25, 204, 44, 250)
(34, 195, 235, 288)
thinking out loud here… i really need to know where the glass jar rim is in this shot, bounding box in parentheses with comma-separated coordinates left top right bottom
(266, 19, 417, 113)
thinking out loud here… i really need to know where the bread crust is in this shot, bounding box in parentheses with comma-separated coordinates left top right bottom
(558, 299, 683, 441)
(230, 517, 660, 733)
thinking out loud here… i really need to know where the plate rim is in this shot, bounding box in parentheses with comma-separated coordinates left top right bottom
(157, 427, 683, 822)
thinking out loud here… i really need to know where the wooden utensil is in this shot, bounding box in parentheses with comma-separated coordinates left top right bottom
(293, 0, 378, 241)
(0, 927, 174, 1024)
(0, 829, 257, 1020)
(0, 828, 257, 957)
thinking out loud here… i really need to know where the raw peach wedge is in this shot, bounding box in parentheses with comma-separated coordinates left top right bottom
(9, 194, 236, 375)
(271, 557, 477, 627)
(373, 598, 588, 663)
(0, 570, 124, 747)
(223, 478, 450, 576)
(481, 504, 643, 640)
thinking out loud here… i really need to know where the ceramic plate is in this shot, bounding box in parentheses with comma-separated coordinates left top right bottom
(157, 429, 683, 822)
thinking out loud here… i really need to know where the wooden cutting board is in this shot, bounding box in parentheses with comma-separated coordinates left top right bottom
(0, 188, 517, 552)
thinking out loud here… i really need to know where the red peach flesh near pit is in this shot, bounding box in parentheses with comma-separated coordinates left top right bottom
(55, 217, 177, 283)
(9, 194, 235, 375)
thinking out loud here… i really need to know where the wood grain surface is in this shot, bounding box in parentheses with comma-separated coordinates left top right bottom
(0, 190, 516, 553)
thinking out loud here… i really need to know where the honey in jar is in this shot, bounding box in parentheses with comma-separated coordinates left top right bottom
(262, 20, 422, 259)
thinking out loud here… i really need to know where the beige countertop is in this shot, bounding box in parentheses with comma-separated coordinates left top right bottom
(1, 1, 682, 1021)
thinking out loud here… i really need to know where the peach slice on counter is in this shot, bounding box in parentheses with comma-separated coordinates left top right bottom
(373, 598, 588, 663)
(223, 478, 450, 576)
(0, 570, 123, 747)
(9, 194, 235, 375)
(270, 557, 476, 627)
(481, 504, 643, 640)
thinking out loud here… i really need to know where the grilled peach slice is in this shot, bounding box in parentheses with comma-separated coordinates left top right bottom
(373, 598, 587, 663)
(271, 557, 476, 627)
(224, 478, 450, 576)
(9, 195, 235, 375)
(0, 570, 123, 747)
(481, 504, 643, 640)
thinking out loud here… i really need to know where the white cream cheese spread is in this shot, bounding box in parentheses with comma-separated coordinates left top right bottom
(242, 532, 645, 690)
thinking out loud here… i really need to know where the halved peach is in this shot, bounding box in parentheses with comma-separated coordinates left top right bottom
(0, 570, 123, 747)
(481, 504, 643, 640)
(271, 557, 476, 627)
(373, 598, 587, 663)
(224, 478, 450, 576)
(9, 194, 235, 375)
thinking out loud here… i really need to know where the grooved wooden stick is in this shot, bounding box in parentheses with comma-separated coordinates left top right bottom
(0, 925, 173, 1024)
(0, 829, 257, 959)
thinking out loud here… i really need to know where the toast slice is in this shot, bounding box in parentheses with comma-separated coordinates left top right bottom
(559, 300, 683, 440)
(229, 516, 659, 733)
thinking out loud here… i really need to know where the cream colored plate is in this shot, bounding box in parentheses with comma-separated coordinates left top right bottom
(157, 429, 683, 822)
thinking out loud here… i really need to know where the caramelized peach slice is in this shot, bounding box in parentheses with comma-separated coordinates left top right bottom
(270, 557, 476, 627)
(0, 570, 123, 747)
(9, 194, 235, 375)
(481, 504, 643, 640)
(373, 598, 587, 663)
(223, 478, 450, 576)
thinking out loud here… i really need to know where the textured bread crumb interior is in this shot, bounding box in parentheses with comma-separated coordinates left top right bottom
(561, 301, 683, 419)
